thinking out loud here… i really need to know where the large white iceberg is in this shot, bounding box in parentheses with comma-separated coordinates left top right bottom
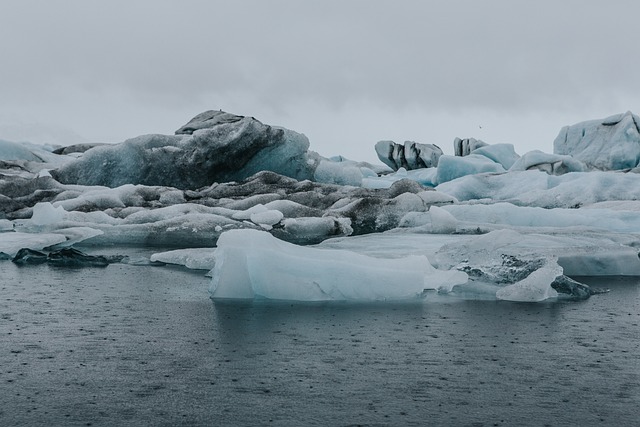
(209, 229, 468, 301)
(554, 111, 640, 170)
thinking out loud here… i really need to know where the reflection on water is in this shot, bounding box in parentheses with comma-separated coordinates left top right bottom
(1, 263, 638, 426)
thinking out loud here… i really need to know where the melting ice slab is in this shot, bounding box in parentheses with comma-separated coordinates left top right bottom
(209, 229, 467, 301)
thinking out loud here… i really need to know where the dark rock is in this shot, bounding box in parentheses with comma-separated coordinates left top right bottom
(12, 248, 47, 265)
(551, 275, 595, 299)
(47, 248, 110, 267)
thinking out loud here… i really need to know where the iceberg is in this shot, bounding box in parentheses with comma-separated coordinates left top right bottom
(209, 229, 468, 301)
(0, 139, 44, 162)
(554, 111, 640, 170)
(3, 109, 640, 305)
(150, 248, 217, 270)
(313, 158, 364, 186)
(362, 167, 439, 189)
(470, 143, 520, 170)
(319, 228, 637, 298)
(435, 154, 505, 184)
(375, 140, 443, 170)
(0, 232, 67, 257)
(509, 150, 585, 175)
(51, 111, 317, 189)
(436, 169, 640, 208)
(439, 202, 640, 233)
(454, 137, 488, 156)
(31, 201, 66, 225)
(495, 261, 561, 302)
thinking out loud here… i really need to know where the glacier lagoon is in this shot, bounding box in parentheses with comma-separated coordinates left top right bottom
(2, 110, 640, 424)
(1, 259, 638, 426)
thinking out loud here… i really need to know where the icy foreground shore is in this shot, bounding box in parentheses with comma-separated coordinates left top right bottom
(2, 110, 640, 302)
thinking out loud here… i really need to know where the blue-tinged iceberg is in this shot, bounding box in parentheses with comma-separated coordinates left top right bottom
(51, 111, 317, 189)
(554, 111, 640, 170)
(209, 229, 468, 301)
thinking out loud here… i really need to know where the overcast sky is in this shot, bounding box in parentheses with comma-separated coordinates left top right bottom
(1, 1, 639, 162)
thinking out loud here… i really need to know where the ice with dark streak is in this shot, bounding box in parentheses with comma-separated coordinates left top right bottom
(51, 111, 317, 189)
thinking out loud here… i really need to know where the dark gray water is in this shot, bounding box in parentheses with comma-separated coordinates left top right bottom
(1, 262, 638, 426)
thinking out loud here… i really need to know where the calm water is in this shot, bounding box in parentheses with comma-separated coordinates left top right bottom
(0, 261, 638, 426)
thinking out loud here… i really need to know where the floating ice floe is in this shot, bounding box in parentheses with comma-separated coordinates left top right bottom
(318, 228, 639, 299)
(150, 249, 217, 270)
(209, 229, 468, 301)
(0, 232, 67, 257)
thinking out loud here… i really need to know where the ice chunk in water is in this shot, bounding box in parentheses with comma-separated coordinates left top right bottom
(0, 232, 67, 257)
(210, 229, 468, 301)
(150, 249, 217, 270)
(495, 261, 561, 302)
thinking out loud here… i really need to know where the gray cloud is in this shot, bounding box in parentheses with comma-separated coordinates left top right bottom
(1, 0, 639, 161)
